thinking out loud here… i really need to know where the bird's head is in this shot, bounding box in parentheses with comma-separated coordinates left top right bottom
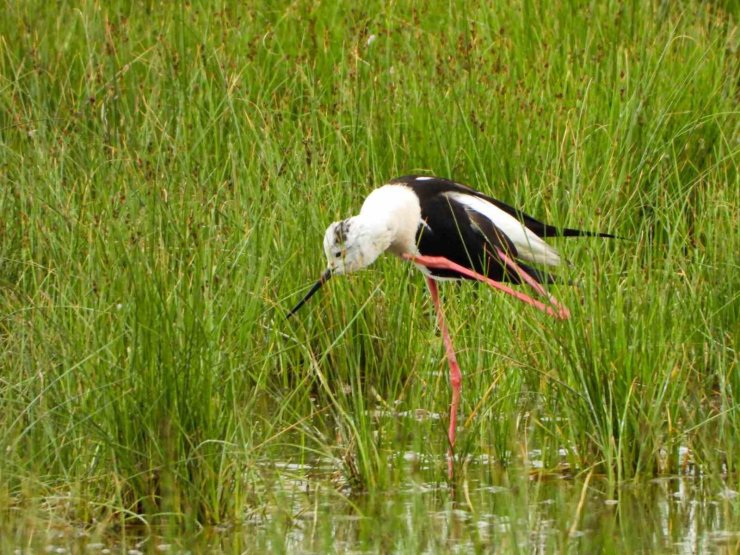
(323, 217, 387, 275)
(287, 216, 391, 318)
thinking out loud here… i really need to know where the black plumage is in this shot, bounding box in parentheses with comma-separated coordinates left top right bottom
(388, 175, 613, 283)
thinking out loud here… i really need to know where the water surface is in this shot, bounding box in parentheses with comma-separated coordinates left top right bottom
(11, 454, 739, 554)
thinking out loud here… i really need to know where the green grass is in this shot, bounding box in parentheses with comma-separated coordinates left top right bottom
(1, 0, 738, 547)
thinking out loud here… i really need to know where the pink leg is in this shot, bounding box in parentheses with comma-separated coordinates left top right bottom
(403, 254, 570, 320)
(495, 248, 570, 320)
(425, 276, 460, 479)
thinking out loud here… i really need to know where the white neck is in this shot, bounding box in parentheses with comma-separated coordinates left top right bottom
(358, 184, 421, 256)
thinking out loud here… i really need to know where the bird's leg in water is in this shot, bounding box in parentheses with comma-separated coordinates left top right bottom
(425, 276, 460, 480)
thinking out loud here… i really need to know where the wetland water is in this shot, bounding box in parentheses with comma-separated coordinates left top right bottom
(11, 455, 738, 553)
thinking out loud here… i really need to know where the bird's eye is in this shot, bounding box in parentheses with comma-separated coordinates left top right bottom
(334, 252, 342, 258)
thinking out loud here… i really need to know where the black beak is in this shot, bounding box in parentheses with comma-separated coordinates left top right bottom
(286, 269, 333, 318)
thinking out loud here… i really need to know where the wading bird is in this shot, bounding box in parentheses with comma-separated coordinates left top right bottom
(287, 175, 613, 477)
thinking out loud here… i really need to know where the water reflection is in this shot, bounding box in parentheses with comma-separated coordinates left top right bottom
(18, 456, 739, 554)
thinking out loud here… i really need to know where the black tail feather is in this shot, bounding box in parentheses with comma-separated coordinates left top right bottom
(557, 227, 618, 239)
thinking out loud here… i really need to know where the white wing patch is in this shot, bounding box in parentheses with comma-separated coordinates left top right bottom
(447, 192, 562, 266)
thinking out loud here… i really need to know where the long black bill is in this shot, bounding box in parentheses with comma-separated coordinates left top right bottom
(286, 269, 333, 318)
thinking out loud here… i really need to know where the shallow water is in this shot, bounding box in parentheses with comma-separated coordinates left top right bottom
(10, 454, 739, 554)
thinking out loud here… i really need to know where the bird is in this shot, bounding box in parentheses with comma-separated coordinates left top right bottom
(287, 175, 614, 477)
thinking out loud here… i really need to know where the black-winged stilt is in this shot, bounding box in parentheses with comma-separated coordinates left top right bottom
(288, 175, 614, 477)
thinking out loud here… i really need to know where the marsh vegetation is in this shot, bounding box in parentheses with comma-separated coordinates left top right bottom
(1, 0, 737, 551)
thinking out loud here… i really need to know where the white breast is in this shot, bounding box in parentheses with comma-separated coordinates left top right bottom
(447, 192, 562, 266)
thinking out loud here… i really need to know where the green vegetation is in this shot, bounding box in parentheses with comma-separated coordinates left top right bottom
(1, 0, 737, 550)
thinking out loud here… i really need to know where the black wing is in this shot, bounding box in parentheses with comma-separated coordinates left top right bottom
(413, 189, 552, 284)
(391, 175, 615, 239)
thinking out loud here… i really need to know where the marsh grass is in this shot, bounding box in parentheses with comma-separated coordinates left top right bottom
(1, 0, 737, 543)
